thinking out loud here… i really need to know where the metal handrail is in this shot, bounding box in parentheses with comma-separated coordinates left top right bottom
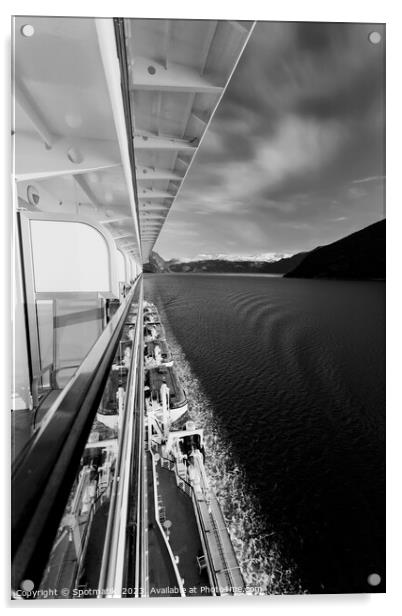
(11, 277, 141, 593)
(97, 281, 143, 596)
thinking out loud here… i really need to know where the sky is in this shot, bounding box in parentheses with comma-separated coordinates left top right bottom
(155, 21, 385, 260)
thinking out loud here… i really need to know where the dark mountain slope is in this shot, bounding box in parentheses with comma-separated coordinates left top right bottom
(285, 219, 385, 280)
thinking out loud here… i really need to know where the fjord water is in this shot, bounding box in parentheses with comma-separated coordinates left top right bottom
(144, 273, 385, 594)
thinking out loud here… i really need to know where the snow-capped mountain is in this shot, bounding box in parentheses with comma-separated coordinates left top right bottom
(174, 252, 293, 263)
(143, 250, 308, 274)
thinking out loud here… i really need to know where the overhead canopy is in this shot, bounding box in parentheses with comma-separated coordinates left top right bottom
(13, 17, 255, 267)
(125, 18, 255, 262)
(13, 16, 142, 269)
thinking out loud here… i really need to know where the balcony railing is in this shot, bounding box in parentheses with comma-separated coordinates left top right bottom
(12, 277, 142, 594)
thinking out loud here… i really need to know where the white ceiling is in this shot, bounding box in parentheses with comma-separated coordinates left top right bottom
(13, 16, 142, 263)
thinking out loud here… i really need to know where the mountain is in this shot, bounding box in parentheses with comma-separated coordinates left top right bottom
(285, 219, 385, 280)
(177, 252, 293, 263)
(143, 251, 171, 273)
(168, 252, 307, 273)
(143, 250, 307, 274)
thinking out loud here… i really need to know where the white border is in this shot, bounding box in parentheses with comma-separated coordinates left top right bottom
(2, 2, 401, 615)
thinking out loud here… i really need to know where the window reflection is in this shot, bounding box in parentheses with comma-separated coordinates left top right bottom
(38, 301, 139, 595)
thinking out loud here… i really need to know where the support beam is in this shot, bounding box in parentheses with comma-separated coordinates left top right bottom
(154, 92, 163, 136)
(138, 189, 175, 200)
(100, 216, 133, 224)
(113, 233, 134, 240)
(175, 157, 190, 173)
(176, 155, 190, 166)
(140, 212, 168, 218)
(136, 167, 184, 182)
(140, 214, 165, 220)
(133, 134, 197, 151)
(131, 57, 223, 93)
(14, 132, 121, 182)
(178, 92, 196, 142)
(141, 211, 165, 218)
(140, 203, 171, 210)
(74, 174, 99, 209)
(162, 21, 170, 70)
(14, 76, 55, 149)
(140, 208, 170, 220)
(190, 110, 209, 126)
(199, 21, 218, 75)
(228, 20, 250, 35)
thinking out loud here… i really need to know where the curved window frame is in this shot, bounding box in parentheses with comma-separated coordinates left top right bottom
(18, 211, 119, 382)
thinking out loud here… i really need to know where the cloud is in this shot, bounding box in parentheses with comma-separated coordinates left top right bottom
(162, 219, 200, 238)
(352, 175, 386, 184)
(176, 114, 345, 215)
(347, 186, 367, 199)
(155, 21, 385, 259)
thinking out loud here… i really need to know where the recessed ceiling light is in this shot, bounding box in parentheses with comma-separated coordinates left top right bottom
(88, 173, 98, 184)
(65, 113, 82, 128)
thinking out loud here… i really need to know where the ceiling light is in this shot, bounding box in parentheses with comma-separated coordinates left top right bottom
(65, 113, 83, 128)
